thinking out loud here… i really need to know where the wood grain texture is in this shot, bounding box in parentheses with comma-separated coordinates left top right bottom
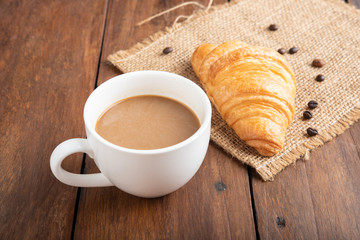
(253, 129, 360, 239)
(74, 0, 256, 239)
(215, 145, 257, 239)
(305, 129, 360, 239)
(0, 0, 107, 239)
(349, 122, 360, 158)
(252, 162, 319, 239)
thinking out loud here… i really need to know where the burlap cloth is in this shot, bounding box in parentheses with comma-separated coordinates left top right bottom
(108, 0, 360, 181)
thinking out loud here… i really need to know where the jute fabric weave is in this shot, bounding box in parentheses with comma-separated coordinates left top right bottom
(108, 0, 360, 181)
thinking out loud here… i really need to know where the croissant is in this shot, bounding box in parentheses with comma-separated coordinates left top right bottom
(191, 41, 296, 156)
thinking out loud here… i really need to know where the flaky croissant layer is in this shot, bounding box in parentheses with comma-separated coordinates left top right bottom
(191, 41, 296, 156)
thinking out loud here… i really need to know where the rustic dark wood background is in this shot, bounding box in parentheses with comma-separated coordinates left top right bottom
(1, 0, 360, 239)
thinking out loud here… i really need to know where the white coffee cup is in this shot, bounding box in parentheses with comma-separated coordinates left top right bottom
(50, 71, 212, 198)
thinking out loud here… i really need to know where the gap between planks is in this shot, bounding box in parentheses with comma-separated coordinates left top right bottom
(70, 0, 111, 239)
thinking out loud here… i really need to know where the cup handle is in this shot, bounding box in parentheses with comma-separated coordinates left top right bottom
(50, 138, 113, 187)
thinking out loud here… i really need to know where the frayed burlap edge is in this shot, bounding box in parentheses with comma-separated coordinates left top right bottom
(107, 0, 360, 181)
(256, 105, 360, 181)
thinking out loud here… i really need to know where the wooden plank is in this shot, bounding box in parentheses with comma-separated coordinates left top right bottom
(74, 0, 256, 239)
(349, 121, 360, 157)
(215, 146, 257, 239)
(252, 162, 319, 239)
(253, 129, 360, 239)
(305, 129, 360, 239)
(0, 0, 107, 239)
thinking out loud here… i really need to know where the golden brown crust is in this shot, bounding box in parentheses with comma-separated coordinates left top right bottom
(190, 44, 216, 77)
(198, 41, 248, 85)
(191, 41, 296, 156)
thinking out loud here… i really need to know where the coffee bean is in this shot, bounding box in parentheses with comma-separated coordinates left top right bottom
(308, 100, 318, 109)
(289, 47, 299, 54)
(307, 127, 318, 137)
(269, 24, 278, 31)
(303, 111, 313, 119)
(162, 47, 173, 54)
(315, 74, 325, 82)
(277, 48, 286, 55)
(312, 59, 325, 68)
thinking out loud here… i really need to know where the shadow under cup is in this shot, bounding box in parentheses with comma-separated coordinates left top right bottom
(84, 71, 212, 197)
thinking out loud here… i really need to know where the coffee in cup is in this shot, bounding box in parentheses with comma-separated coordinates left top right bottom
(50, 71, 211, 198)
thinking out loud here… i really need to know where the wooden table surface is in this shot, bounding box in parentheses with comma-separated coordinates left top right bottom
(1, 0, 360, 239)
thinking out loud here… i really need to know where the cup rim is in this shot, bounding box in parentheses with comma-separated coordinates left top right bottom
(84, 70, 212, 155)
